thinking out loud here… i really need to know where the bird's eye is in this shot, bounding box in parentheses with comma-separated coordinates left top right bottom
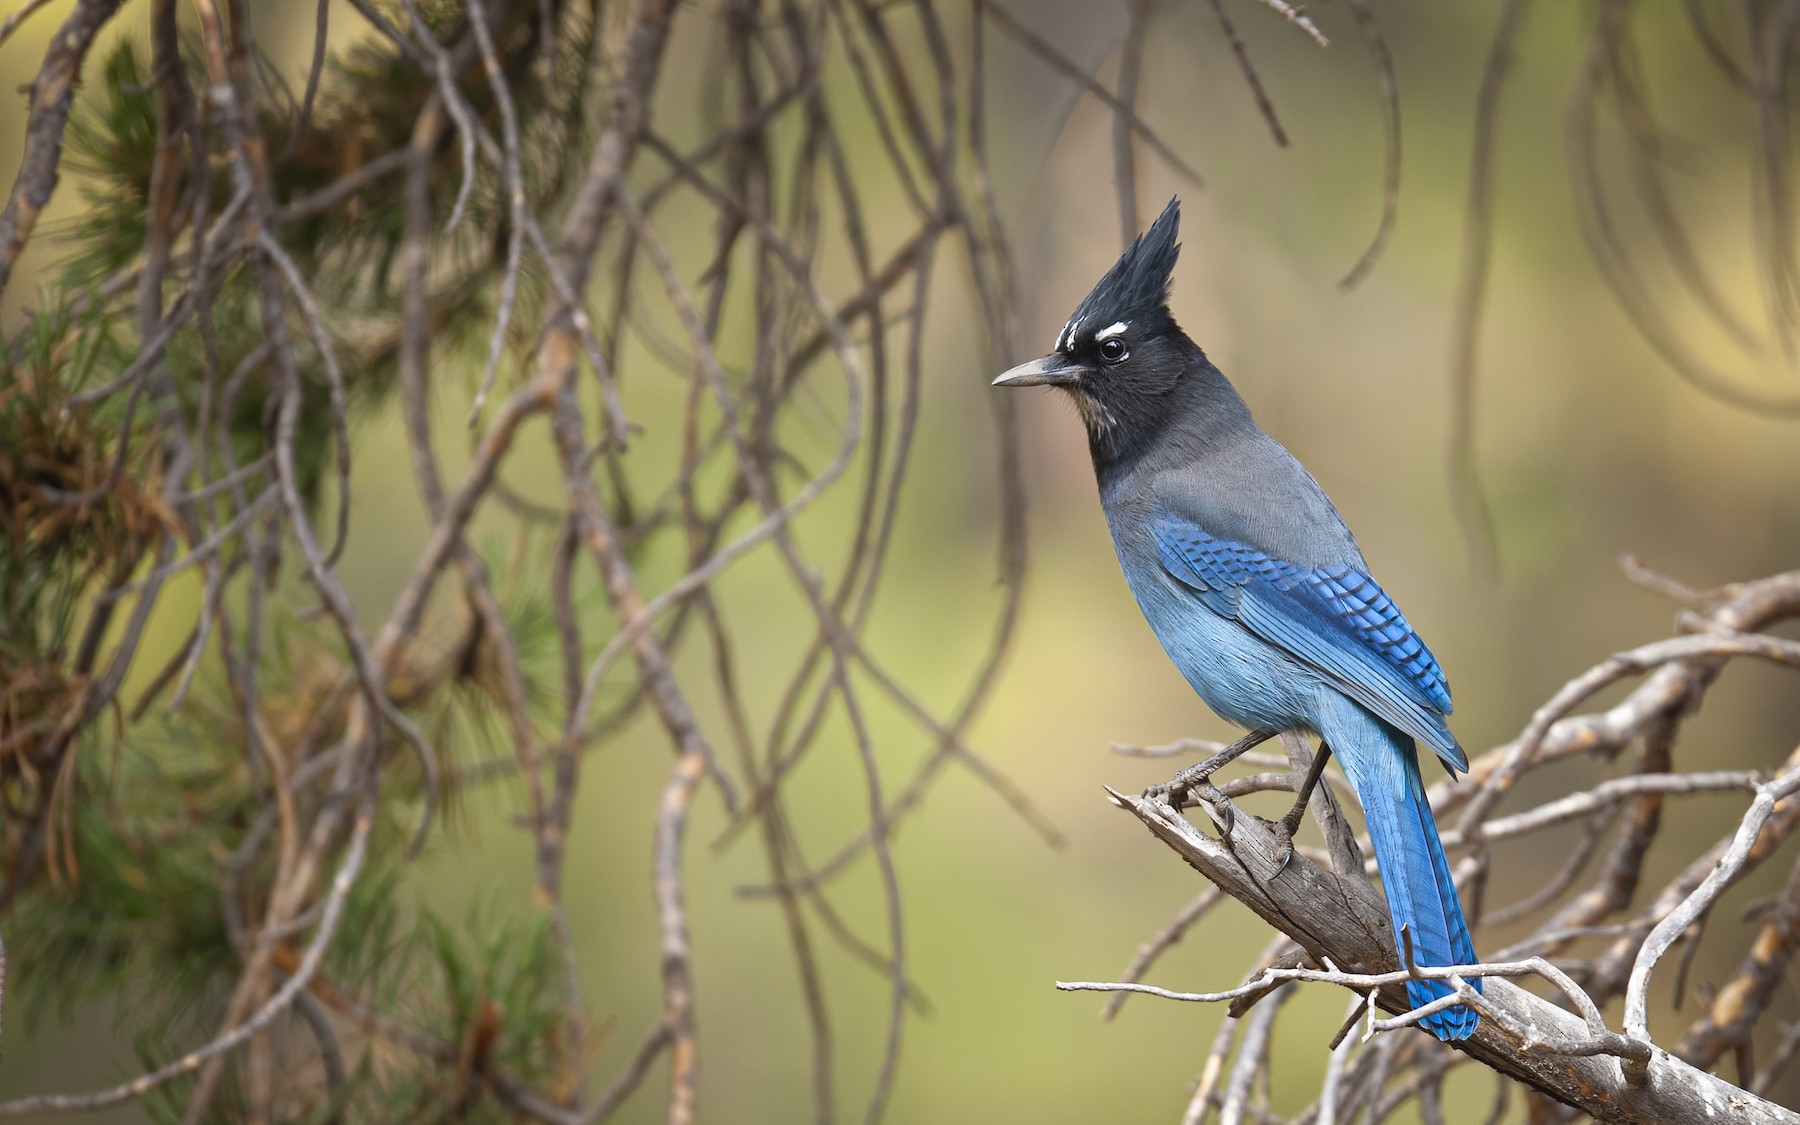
(1098, 338, 1128, 363)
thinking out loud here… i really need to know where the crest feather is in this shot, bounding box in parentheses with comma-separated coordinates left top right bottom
(1057, 197, 1182, 352)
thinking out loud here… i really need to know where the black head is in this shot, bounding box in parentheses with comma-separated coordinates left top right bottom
(993, 198, 1221, 465)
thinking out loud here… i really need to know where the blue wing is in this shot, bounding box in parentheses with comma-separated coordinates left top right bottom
(1152, 515, 1465, 771)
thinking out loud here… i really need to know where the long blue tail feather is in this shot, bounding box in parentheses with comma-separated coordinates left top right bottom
(1334, 719, 1482, 1041)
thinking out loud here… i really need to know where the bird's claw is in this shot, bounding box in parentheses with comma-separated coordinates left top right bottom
(1269, 796, 1310, 876)
(1271, 822, 1297, 877)
(1200, 781, 1235, 831)
(1143, 759, 1222, 806)
(1145, 776, 1235, 831)
(1144, 731, 1276, 823)
(1149, 768, 1206, 799)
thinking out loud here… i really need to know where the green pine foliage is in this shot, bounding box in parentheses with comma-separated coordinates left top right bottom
(3, 0, 596, 1114)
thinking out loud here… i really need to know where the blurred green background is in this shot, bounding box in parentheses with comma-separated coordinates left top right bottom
(3, 0, 1798, 1121)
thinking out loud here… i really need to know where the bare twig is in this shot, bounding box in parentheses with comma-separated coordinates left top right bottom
(0, 0, 125, 295)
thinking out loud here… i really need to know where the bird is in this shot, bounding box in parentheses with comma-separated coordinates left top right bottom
(993, 197, 1482, 1041)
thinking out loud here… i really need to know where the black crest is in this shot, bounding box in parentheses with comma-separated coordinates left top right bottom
(1055, 197, 1182, 353)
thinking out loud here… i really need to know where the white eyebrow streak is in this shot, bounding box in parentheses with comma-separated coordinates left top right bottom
(1057, 313, 1086, 353)
(1095, 321, 1129, 341)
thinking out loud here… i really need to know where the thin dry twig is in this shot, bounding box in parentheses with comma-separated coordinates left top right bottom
(1445, 0, 1531, 579)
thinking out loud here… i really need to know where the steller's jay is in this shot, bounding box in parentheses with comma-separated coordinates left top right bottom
(994, 198, 1481, 1040)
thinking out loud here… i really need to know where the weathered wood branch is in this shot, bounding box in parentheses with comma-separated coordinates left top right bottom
(1105, 789, 1800, 1125)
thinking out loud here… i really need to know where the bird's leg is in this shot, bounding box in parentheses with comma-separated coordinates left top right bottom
(1272, 742, 1334, 876)
(1143, 729, 1277, 813)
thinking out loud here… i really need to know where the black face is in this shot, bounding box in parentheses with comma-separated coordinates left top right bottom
(993, 197, 1193, 458)
(1053, 317, 1187, 441)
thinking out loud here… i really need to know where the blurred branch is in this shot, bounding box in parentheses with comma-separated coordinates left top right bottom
(1449, 1, 1800, 583)
(979, 0, 1206, 187)
(7, 0, 1318, 1117)
(0, 0, 124, 294)
(1336, 0, 1399, 291)
(1446, 0, 1530, 580)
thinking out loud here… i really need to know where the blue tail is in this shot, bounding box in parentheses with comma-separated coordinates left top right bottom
(1329, 711, 1482, 1041)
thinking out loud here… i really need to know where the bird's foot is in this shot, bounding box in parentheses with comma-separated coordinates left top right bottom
(1142, 761, 1221, 807)
(1198, 781, 1235, 831)
(1142, 729, 1276, 809)
(1270, 819, 1299, 877)
(1143, 775, 1235, 830)
(1268, 742, 1333, 877)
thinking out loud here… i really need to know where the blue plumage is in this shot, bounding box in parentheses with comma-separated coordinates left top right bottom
(1153, 518, 1465, 771)
(995, 198, 1482, 1041)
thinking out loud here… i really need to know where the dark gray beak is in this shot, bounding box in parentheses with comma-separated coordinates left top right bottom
(991, 354, 1084, 388)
